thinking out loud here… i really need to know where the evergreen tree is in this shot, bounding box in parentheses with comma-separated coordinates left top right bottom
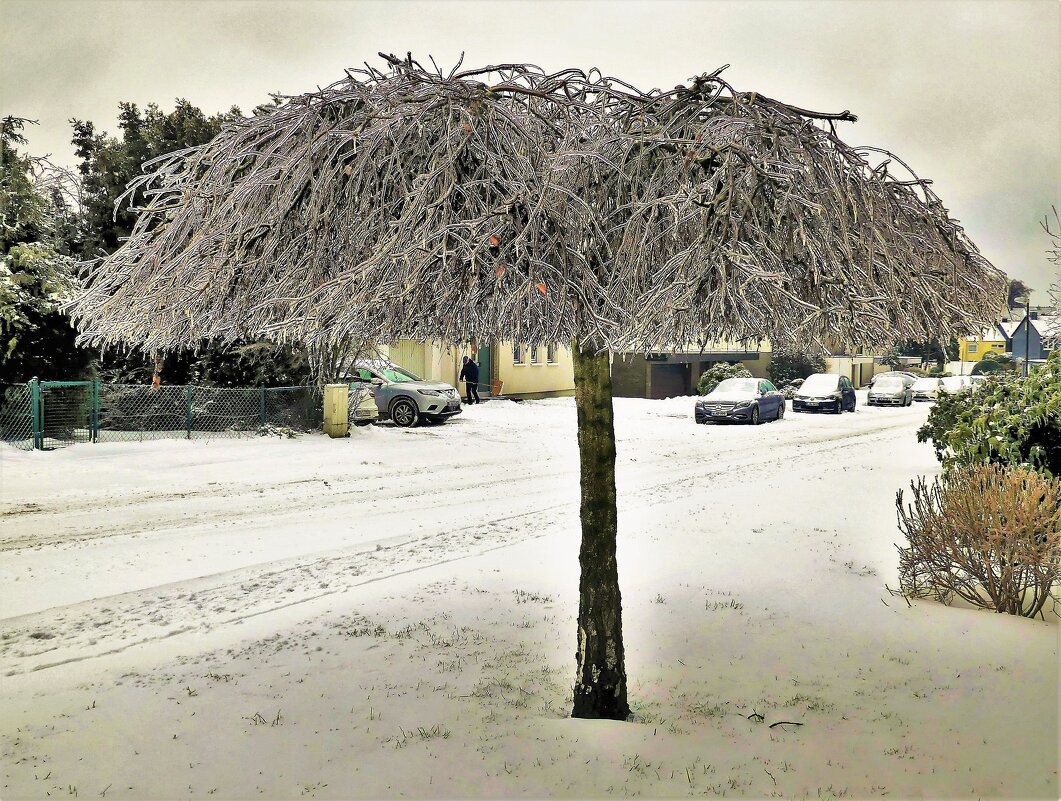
(72, 100, 242, 259)
(72, 101, 310, 386)
(0, 117, 90, 382)
(768, 346, 827, 386)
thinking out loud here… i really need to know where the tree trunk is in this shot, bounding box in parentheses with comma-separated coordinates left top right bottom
(570, 340, 630, 720)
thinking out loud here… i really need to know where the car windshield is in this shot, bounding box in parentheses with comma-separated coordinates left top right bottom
(355, 364, 422, 383)
(800, 374, 839, 395)
(381, 366, 420, 383)
(710, 378, 759, 395)
(874, 377, 905, 390)
(912, 378, 941, 390)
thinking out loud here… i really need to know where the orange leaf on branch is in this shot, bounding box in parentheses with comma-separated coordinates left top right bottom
(495, 263, 506, 278)
(535, 282, 548, 295)
(489, 235, 500, 247)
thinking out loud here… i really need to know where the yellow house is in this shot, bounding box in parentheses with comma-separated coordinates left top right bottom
(958, 327, 1008, 362)
(495, 343, 576, 398)
(381, 340, 575, 399)
(384, 337, 887, 398)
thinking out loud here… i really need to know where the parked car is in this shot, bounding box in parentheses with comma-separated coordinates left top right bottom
(866, 375, 913, 406)
(792, 373, 857, 413)
(911, 376, 943, 401)
(348, 384, 379, 426)
(348, 360, 462, 427)
(868, 371, 917, 388)
(695, 377, 785, 424)
(967, 375, 988, 390)
(940, 375, 971, 395)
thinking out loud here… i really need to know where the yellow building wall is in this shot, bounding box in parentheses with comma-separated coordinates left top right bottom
(958, 338, 1006, 362)
(740, 352, 771, 378)
(381, 341, 462, 385)
(384, 340, 427, 378)
(496, 343, 576, 398)
(826, 356, 877, 388)
(384, 340, 771, 396)
(385, 340, 575, 398)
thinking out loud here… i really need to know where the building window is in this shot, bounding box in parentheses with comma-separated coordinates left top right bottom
(512, 344, 524, 365)
(530, 346, 540, 364)
(968, 344, 978, 353)
(546, 343, 557, 364)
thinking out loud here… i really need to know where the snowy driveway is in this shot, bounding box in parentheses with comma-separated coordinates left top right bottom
(1, 396, 1057, 799)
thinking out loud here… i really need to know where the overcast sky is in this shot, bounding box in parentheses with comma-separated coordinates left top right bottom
(3, 0, 1059, 293)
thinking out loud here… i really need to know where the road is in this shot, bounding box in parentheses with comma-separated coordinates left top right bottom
(1, 392, 925, 675)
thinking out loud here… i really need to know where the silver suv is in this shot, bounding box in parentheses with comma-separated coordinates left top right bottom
(349, 361, 462, 427)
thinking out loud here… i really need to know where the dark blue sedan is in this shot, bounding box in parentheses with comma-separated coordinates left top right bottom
(695, 378, 786, 424)
(792, 373, 857, 413)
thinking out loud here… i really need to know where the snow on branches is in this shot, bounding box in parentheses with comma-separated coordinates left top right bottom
(69, 54, 1006, 354)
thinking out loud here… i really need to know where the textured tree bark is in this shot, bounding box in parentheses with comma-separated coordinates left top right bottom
(570, 340, 630, 720)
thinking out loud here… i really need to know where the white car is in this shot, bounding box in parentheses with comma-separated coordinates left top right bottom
(911, 377, 943, 401)
(349, 361, 462, 427)
(348, 384, 379, 425)
(939, 376, 971, 395)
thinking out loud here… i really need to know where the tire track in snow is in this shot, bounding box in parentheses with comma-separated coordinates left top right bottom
(0, 413, 922, 675)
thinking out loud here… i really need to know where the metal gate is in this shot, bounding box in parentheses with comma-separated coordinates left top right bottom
(39, 380, 97, 449)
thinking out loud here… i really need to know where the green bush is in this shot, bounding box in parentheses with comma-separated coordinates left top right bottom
(971, 352, 1018, 376)
(696, 362, 752, 395)
(767, 347, 827, 387)
(917, 350, 1061, 475)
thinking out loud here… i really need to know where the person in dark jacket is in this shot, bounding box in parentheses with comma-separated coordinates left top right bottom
(459, 355, 481, 404)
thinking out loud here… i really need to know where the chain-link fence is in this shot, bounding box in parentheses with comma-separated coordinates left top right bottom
(1, 380, 324, 449)
(0, 385, 34, 450)
(98, 384, 186, 442)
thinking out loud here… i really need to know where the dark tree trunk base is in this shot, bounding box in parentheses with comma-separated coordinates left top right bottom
(570, 340, 630, 721)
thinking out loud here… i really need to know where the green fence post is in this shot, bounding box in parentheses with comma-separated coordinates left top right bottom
(29, 378, 42, 450)
(260, 386, 266, 427)
(185, 385, 193, 440)
(91, 379, 101, 443)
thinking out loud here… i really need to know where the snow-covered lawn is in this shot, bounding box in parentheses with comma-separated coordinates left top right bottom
(1, 395, 1057, 799)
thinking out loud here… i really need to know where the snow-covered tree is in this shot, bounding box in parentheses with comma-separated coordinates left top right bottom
(70, 55, 1006, 719)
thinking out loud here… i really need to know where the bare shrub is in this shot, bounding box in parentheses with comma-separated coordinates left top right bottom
(896, 465, 1061, 618)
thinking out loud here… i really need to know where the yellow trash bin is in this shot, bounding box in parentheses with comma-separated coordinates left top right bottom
(323, 384, 350, 438)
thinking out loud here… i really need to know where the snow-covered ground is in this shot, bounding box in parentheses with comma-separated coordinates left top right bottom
(1, 395, 1057, 799)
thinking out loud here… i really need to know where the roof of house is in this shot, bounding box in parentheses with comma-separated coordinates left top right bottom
(997, 320, 1020, 338)
(967, 327, 1007, 343)
(1033, 315, 1060, 340)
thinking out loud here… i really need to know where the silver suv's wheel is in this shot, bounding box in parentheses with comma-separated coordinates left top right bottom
(390, 398, 419, 428)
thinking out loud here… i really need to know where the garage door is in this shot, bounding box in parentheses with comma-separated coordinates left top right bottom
(388, 341, 427, 378)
